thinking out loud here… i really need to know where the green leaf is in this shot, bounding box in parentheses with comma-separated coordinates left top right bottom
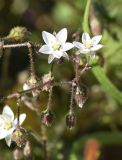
(91, 61, 122, 104)
(82, 0, 91, 33)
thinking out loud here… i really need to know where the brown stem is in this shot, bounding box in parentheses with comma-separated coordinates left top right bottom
(69, 81, 76, 112)
(0, 81, 72, 103)
(41, 125, 48, 160)
(27, 42, 35, 78)
(1, 42, 41, 49)
(47, 86, 53, 111)
(17, 98, 21, 128)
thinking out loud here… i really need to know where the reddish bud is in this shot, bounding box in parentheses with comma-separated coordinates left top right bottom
(66, 111, 75, 129)
(23, 141, 31, 157)
(41, 110, 54, 127)
(13, 149, 22, 160)
(75, 86, 88, 108)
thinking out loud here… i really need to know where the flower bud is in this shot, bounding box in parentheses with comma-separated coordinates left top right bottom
(56, 57, 65, 64)
(7, 26, 30, 41)
(75, 86, 88, 108)
(42, 72, 53, 91)
(66, 111, 75, 129)
(41, 110, 54, 127)
(23, 141, 31, 157)
(13, 149, 22, 160)
(12, 128, 27, 148)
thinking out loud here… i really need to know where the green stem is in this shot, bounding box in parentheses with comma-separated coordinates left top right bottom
(82, 0, 92, 33)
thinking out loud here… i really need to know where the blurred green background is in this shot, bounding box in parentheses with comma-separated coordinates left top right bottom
(0, 0, 122, 159)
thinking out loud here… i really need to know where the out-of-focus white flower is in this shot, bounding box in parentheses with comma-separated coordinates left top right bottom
(73, 32, 103, 57)
(42, 71, 53, 91)
(23, 76, 38, 97)
(39, 28, 74, 63)
(0, 105, 26, 147)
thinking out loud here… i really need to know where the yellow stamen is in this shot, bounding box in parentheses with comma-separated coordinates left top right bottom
(85, 40, 92, 49)
(52, 41, 61, 51)
(4, 121, 12, 130)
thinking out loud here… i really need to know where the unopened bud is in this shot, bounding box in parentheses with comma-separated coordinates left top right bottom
(13, 149, 22, 160)
(23, 141, 31, 156)
(66, 111, 75, 129)
(41, 110, 54, 127)
(90, 6, 102, 35)
(42, 72, 53, 91)
(12, 128, 27, 148)
(56, 57, 65, 64)
(7, 26, 30, 41)
(75, 86, 88, 108)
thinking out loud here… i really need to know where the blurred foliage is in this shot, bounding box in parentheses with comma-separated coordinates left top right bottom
(0, 0, 122, 160)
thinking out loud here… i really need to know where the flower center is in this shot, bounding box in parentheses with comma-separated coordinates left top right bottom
(4, 121, 12, 130)
(52, 41, 61, 51)
(85, 40, 92, 49)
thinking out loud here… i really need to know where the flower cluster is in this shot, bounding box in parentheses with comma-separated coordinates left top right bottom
(39, 28, 103, 63)
(0, 105, 26, 147)
(0, 28, 104, 149)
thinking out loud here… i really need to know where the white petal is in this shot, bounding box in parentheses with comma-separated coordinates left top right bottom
(63, 52, 69, 60)
(82, 32, 91, 44)
(23, 83, 30, 91)
(14, 113, 26, 126)
(2, 105, 14, 121)
(0, 128, 8, 139)
(62, 42, 74, 51)
(39, 45, 52, 54)
(5, 135, 12, 147)
(56, 28, 67, 44)
(7, 127, 15, 136)
(92, 35, 102, 45)
(80, 48, 90, 54)
(91, 44, 103, 51)
(73, 41, 85, 49)
(0, 116, 5, 127)
(42, 31, 56, 45)
(53, 51, 63, 58)
(48, 55, 55, 63)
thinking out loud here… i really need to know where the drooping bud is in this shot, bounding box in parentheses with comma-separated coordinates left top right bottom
(66, 111, 75, 129)
(12, 128, 27, 148)
(56, 57, 65, 64)
(7, 26, 30, 41)
(90, 6, 102, 35)
(42, 72, 53, 91)
(41, 110, 54, 127)
(75, 86, 88, 108)
(23, 141, 31, 157)
(13, 149, 22, 160)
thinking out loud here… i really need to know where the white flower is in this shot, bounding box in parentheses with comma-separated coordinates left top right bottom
(39, 28, 74, 63)
(73, 32, 103, 57)
(0, 105, 26, 147)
